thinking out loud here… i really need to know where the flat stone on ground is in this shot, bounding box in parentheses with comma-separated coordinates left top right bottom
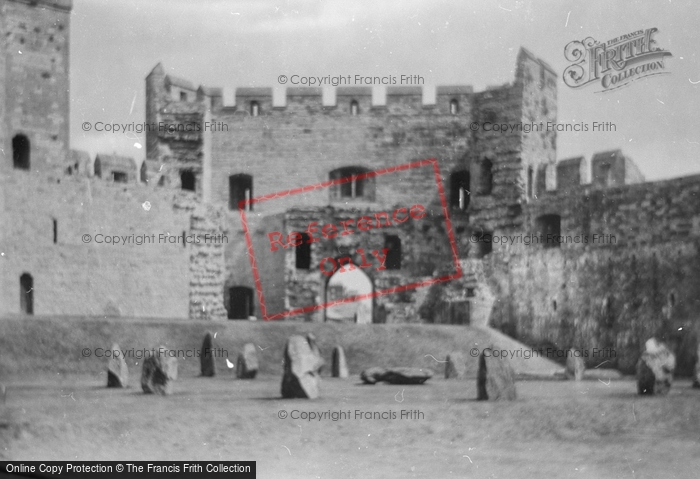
(360, 367, 387, 385)
(383, 368, 433, 385)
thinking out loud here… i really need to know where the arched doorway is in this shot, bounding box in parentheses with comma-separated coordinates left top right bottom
(20, 273, 33, 315)
(325, 262, 373, 324)
(228, 286, 254, 320)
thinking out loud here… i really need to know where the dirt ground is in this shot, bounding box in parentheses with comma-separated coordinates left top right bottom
(1, 373, 698, 479)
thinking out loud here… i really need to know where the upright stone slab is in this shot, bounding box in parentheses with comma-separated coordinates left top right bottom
(107, 342, 129, 388)
(477, 348, 516, 401)
(200, 332, 216, 377)
(141, 346, 178, 395)
(306, 333, 325, 374)
(331, 346, 349, 378)
(565, 349, 585, 381)
(637, 338, 675, 395)
(445, 352, 467, 379)
(281, 336, 321, 399)
(237, 343, 259, 379)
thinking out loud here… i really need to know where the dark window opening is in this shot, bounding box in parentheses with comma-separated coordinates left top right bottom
(384, 235, 402, 270)
(295, 233, 311, 269)
(536, 214, 561, 249)
(20, 273, 33, 315)
(350, 100, 359, 116)
(140, 161, 147, 183)
(478, 159, 493, 195)
(229, 174, 253, 211)
(450, 99, 459, 115)
(527, 166, 534, 199)
(53, 219, 57, 244)
(94, 158, 102, 178)
(229, 286, 254, 320)
(475, 231, 492, 258)
(180, 170, 195, 191)
(553, 300, 557, 311)
(330, 166, 372, 200)
(250, 101, 260, 117)
(112, 171, 128, 183)
(466, 288, 476, 298)
(449, 170, 470, 210)
(179, 91, 187, 101)
(12, 135, 30, 170)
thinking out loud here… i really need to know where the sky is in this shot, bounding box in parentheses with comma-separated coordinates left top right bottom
(69, 0, 700, 181)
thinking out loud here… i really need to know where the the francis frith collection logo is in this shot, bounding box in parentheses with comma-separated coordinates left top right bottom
(563, 28, 672, 92)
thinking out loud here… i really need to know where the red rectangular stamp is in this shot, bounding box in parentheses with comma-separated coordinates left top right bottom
(239, 158, 462, 321)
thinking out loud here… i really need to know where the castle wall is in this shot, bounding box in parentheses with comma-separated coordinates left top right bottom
(485, 174, 700, 374)
(0, 171, 191, 318)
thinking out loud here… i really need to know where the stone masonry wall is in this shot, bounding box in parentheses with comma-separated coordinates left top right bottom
(1, 0, 71, 175)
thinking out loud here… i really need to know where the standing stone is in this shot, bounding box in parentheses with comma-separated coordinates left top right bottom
(200, 332, 215, 377)
(565, 349, 586, 381)
(281, 336, 321, 399)
(306, 333, 325, 374)
(445, 352, 467, 379)
(107, 343, 129, 388)
(477, 348, 516, 401)
(236, 343, 259, 379)
(331, 346, 349, 378)
(636, 338, 675, 395)
(141, 346, 178, 395)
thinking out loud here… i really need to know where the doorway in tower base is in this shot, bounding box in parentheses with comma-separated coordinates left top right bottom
(324, 263, 373, 324)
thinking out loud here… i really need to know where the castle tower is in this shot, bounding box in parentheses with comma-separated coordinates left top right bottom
(0, 0, 73, 176)
(467, 47, 558, 235)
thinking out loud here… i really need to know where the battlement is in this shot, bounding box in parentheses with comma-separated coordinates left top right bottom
(147, 46, 556, 118)
(541, 150, 646, 194)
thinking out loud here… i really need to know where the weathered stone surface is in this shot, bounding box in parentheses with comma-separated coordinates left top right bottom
(361, 367, 432, 384)
(306, 333, 325, 374)
(383, 368, 433, 385)
(237, 343, 258, 379)
(477, 348, 517, 401)
(141, 346, 178, 395)
(637, 338, 675, 395)
(200, 332, 215, 377)
(281, 336, 321, 399)
(107, 342, 129, 388)
(360, 367, 388, 385)
(565, 349, 585, 381)
(331, 346, 349, 378)
(445, 352, 467, 379)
